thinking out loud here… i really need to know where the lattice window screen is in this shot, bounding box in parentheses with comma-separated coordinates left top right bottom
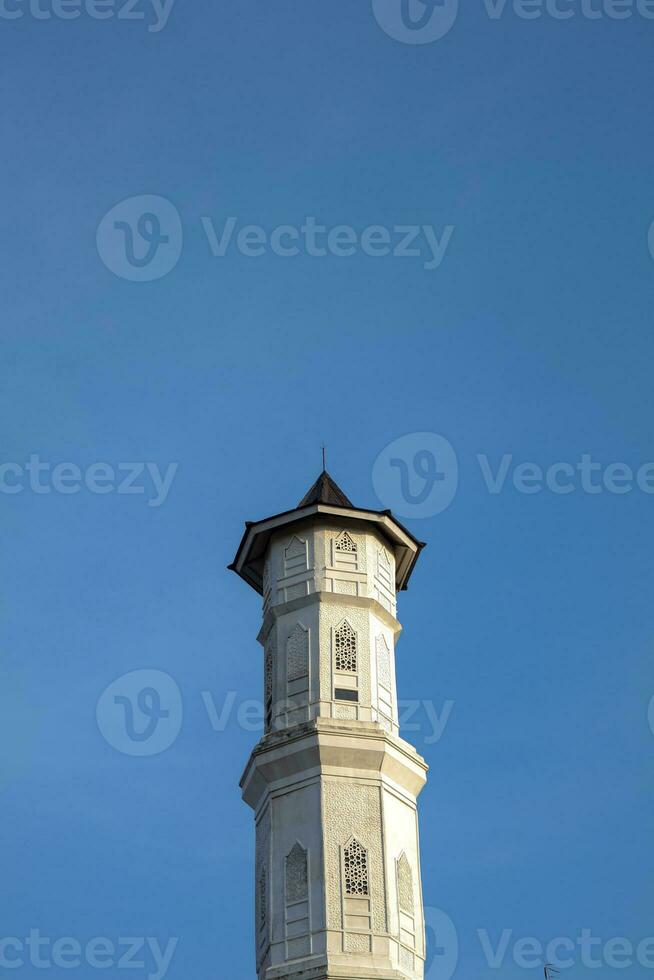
(334, 621, 357, 673)
(344, 839, 369, 896)
(335, 531, 357, 554)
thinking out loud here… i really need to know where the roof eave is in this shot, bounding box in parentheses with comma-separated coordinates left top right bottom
(229, 502, 425, 596)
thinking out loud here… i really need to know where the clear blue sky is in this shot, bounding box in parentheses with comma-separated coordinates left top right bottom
(2, 2, 653, 978)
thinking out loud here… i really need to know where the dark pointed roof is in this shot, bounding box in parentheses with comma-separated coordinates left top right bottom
(229, 467, 426, 595)
(297, 470, 353, 508)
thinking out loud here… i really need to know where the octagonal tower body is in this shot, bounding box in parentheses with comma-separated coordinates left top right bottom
(230, 471, 428, 980)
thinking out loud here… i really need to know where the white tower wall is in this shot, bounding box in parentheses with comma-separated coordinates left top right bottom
(233, 477, 428, 980)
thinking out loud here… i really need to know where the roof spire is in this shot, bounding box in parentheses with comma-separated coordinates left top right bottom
(298, 468, 353, 508)
(321, 442, 326, 472)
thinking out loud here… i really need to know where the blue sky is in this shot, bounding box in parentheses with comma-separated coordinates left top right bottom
(1, 1, 653, 978)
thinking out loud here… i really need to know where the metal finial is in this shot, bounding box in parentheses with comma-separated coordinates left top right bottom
(321, 443, 326, 471)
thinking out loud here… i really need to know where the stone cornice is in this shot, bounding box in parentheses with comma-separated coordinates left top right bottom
(256, 591, 403, 646)
(240, 719, 428, 811)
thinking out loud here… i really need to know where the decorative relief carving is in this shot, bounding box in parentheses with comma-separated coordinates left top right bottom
(378, 547, 392, 576)
(397, 853, 414, 914)
(287, 624, 309, 682)
(334, 620, 357, 673)
(344, 839, 369, 896)
(255, 808, 271, 960)
(345, 933, 371, 953)
(375, 546, 396, 613)
(400, 946, 414, 972)
(334, 580, 357, 596)
(285, 843, 308, 903)
(258, 864, 267, 932)
(322, 781, 386, 933)
(376, 634, 391, 690)
(264, 635, 274, 731)
(284, 536, 308, 576)
(263, 558, 271, 598)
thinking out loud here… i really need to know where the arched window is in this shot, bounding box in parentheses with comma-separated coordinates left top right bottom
(397, 852, 414, 914)
(287, 624, 309, 682)
(376, 634, 393, 728)
(284, 843, 311, 958)
(334, 621, 357, 673)
(262, 558, 271, 607)
(344, 838, 369, 896)
(258, 864, 267, 932)
(378, 548, 392, 588)
(376, 634, 391, 690)
(264, 636, 274, 731)
(285, 843, 308, 904)
(335, 530, 357, 555)
(284, 536, 308, 576)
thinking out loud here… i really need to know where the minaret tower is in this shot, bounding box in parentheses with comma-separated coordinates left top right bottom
(229, 470, 428, 980)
